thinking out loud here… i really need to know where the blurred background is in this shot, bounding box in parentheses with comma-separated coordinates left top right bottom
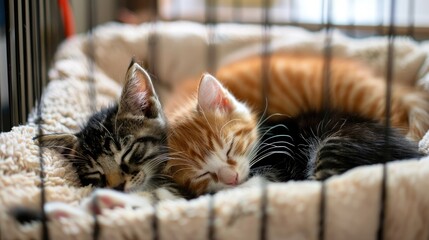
(1, 0, 429, 132)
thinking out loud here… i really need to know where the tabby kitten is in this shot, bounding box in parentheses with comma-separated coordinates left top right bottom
(39, 61, 176, 194)
(252, 111, 423, 182)
(11, 61, 188, 224)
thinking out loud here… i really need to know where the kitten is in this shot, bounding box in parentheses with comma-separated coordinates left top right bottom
(165, 74, 423, 197)
(38, 60, 172, 193)
(167, 54, 429, 141)
(11, 61, 185, 224)
(252, 111, 423, 182)
(165, 74, 259, 196)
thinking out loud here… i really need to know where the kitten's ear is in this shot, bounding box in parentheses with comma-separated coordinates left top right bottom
(197, 74, 234, 113)
(36, 134, 79, 156)
(119, 62, 160, 118)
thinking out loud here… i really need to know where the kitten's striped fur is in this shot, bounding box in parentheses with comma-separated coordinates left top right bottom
(164, 54, 429, 196)
(168, 54, 429, 141)
(216, 54, 429, 140)
(11, 61, 186, 224)
(165, 75, 259, 196)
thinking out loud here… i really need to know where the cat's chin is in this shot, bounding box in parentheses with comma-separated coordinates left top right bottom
(206, 180, 243, 193)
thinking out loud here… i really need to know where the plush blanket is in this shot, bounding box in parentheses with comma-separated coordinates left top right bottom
(2, 21, 429, 240)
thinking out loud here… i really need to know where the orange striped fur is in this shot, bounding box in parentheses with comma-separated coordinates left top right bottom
(169, 54, 429, 141)
(164, 54, 429, 196)
(165, 75, 259, 196)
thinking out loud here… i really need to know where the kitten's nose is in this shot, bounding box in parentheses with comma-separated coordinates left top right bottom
(106, 172, 124, 189)
(112, 182, 125, 191)
(218, 167, 238, 185)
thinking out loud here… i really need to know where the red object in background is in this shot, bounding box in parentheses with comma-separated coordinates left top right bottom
(58, 0, 75, 37)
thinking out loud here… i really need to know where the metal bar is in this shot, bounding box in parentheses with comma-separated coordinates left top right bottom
(348, 0, 356, 37)
(259, 1, 271, 239)
(29, 0, 39, 104)
(377, 0, 396, 238)
(91, 196, 100, 240)
(232, 0, 241, 23)
(259, 180, 268, 240)
(23, 0, 33, 120)
(87, 0, 97, 113)
(322, 0, 333, 111)
(208, 195, 215, 240)
(152, 204, 159, 240)
(261, 0, 271, 119)
(39, 0, 47, 95)
(289, 0, 297, 25)
(205, 0, 216, 74)
(205, 1, 217, 238)
(6, 0, 18, 129)
(34, 0, 49, 238)
(2, 0, 14, 132)
(87, 1, 99, 238)
(318, 182, 326, 240)
(148, 0, 159, 78)
(14, 0, 24, 124)
(377, 0, 385, 35)
(44, 0, 52, 86)
(407, 0, 415, 38)
(318, 0, 332, 239)
(148, 4, 160, 239)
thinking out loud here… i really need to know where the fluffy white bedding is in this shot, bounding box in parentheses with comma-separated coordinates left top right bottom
(2, 21, 429, 240)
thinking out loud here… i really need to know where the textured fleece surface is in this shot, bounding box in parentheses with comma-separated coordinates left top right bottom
(2, 21, 429, 240)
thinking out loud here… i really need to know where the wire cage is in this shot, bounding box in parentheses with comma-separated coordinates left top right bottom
(2, 0, 429, 239)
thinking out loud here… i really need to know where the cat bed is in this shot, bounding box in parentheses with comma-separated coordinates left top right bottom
(2, 21, 429, 239)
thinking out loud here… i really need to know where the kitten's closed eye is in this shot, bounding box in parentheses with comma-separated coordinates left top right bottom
(81, 171, 106, 187)
(166, 74, 256, 196)
(120, 164, 130, 174)
(196, 172, 210, 179)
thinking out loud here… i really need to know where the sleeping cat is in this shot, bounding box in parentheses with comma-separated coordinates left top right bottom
(166, 54, 429, 141)
(10, 61, 186, 223)
(38, 60, 176, 195)
(165, 73, 423, 197)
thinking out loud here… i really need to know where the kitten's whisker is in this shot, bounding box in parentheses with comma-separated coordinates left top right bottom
(165, 160, 199, 169)
(257, 134, 294, 146)
(256, 142, 292, 152)
(168, 167, 195, 178)
(248, 139, 293, 161)
(258, 124, 290, 141)
(256, 113, 289, 129)
(43, 145, 87, 159)
(145, 157, 170, 169)
(94, 119, 114, 140)
(249, 151, 293, 167)
(251, 146, 292, 162)
(247, 130, 292, 160)
(59, 154, 88, 161)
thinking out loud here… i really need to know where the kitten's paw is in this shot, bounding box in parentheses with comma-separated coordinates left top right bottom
(45, 202, 88, 220)
(9, 203, 87, 223)
(154, 187, 183, 201)
(82, 189, 151, 215)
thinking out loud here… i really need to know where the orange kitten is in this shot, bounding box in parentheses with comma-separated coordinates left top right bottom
(167, 54, 429, 141)
(164, 54, 429, 196)
(165, 74, 260, 196)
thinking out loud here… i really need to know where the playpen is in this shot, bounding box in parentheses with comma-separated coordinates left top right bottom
(2, 0, 429, 239)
